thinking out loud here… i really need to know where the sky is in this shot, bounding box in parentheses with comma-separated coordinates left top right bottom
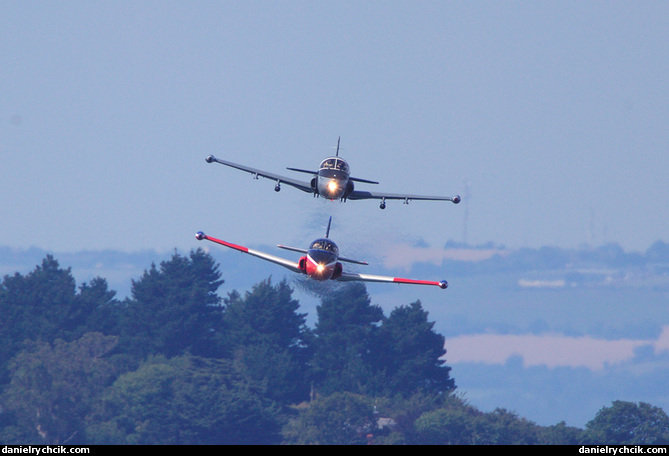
(2, 1, 668, 256)
(2, 1, 669, 429)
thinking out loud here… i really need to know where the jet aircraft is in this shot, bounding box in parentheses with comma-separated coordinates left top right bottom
(195, 217, 448, 289)
(205, 138, 461, 209)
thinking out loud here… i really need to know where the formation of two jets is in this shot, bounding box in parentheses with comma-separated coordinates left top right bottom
(196, 139, 460, 290)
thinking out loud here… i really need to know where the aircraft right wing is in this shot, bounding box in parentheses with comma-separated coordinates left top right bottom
(206, 155, 315, 194)
(347, 189, 461, 205)
(196, 231, 303, 274)
(338, 271, 448, 289)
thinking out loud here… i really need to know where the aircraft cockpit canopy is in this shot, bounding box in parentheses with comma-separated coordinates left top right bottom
(319, 157, 349, 174)
(309, 238, 339, 256)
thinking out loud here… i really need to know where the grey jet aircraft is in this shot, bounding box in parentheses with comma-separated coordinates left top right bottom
(205, 138, 461, 209)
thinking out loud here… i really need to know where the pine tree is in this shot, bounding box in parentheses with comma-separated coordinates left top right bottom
(221, 278, 312, 403)
(373, 301, 455, 396)
(119, 249, 224, 359)
(311, 282, 384, 395)
(0, 256, 119, 382)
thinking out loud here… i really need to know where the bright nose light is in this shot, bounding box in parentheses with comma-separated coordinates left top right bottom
(316, 264, 325, 273)
(327, 180, 338, 192)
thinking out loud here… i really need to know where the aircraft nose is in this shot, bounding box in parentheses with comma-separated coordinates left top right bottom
(318, 176, 345, 200)
(306, 261, 334, 281)
(324, 180, 341, 199)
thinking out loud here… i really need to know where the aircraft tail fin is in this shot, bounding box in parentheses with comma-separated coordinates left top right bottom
(326, 216, 332, 238)
(329, 137, 342, 157)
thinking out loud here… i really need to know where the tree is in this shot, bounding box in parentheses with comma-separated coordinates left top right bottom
(311, 283, 384, 395)
(1, 333, 118, 444)
(87, 355, 282, 444)
(414, 405, 541, 445)
(474, 408, 541, 444)
(222, 279, 309, 351)
(368, 392, 455, 444)
(221, 278, 312, 403)
(119, 249, 224, 359)
(71, 277, 121, 338)
(585, 401, 669, 444)
(373, 301, 455, 396)
(0, 256, 119, 383)
(414, 406, 476, 445)
(283, 392, 377, 445)
(540, 421, 585, 445)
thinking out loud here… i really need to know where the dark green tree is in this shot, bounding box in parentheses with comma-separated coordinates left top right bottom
(414, 405, 541, 445)
(474, 408, 541, 444)
(0, 256, 75, 377)
(371, 392, 464, 444)
(311, 283, 384, 395)
(373, 301, 455, 396)
(87, 355, 282, 444)
(1, 333, 118, 444)
(282, 392, 377, 445)
(67, 277, 120, 339)
(414, 406, 477, 445)
(221, 278, 312, 404)
(119, 249, 224, 359)
(0, 256, 120, 383)
(540, 421, 585, 445)
(585, 401, 669, 444)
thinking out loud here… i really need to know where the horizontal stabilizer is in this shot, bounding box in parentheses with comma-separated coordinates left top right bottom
(277, 244, 308, 254)
(286, 167, 318, 175)
(338, 256, 369, 266)
(350, 176, 379, 185)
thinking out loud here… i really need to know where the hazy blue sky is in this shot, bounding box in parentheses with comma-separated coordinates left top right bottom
(2, 1, 668, 255)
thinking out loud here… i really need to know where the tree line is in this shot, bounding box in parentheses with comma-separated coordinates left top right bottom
(1, 251, 668, 444)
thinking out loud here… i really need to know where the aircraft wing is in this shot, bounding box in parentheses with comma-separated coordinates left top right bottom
(206, 155, 314, 193)
(347, 189, 461, 205)
(196, 232, 303, 274)
(338, 271, 448, 289)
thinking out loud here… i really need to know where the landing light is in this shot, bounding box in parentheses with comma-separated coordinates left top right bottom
(327, 180, 338, 193)
(317, 264, 325, 273)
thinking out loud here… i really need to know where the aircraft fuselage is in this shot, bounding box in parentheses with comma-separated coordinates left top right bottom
(300, 237, 342, 280)
(315, 156, 352, 200)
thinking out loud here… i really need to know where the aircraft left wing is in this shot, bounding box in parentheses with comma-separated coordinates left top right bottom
(348, 189, 461, 205)
(196, 231, 303, 274)
(338, 271, 448, 289)
(206, 155, 314, 193)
